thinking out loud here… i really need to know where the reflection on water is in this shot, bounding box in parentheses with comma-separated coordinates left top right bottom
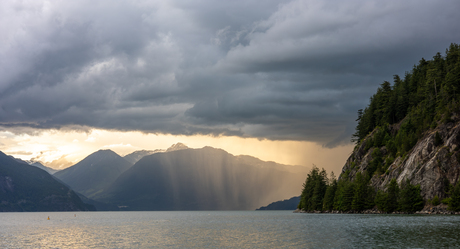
(1, 211, 460, 248)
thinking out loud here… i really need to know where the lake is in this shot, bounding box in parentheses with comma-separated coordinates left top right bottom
(1, 211, 460, 248)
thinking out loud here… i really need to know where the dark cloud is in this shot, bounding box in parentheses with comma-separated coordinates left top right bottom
(1, 0, 460, 147)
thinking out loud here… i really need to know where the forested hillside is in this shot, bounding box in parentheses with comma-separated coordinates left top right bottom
(353, 43, 460, 160)
(298, 43, 460, 213)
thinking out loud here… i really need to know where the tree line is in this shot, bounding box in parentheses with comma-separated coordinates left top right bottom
(352, 43, 460, 159)
(298, 166, 460, 213)
(297, 44, 460, 213)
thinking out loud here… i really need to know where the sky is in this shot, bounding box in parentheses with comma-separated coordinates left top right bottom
(1, 0, 460, 173)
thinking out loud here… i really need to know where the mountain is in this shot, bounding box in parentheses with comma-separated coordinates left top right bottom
(256, 196, 300, 210)
(165, 142, 189, 152)
(29, 161, 59, 175)
(76, 192, 119, 211)
(9, 156, 29, 165)
(8, 156, 59, 175)
(123, 143, 189, 165)
(236, 155, 309, 174)
(123, 150, 158, 165)
(54, 149, 132, 198)
(0, 151, 93, 211)
(93, 146, 306, 211)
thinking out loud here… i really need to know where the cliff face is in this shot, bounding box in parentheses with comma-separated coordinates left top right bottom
(341, 120, 460, 201)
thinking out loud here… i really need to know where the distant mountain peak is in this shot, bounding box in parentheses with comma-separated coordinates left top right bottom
(124, 145, 188, 165)
(166, 143, 189, 152)
(29, 161, 60, 175)
(85, 149, 120, 160)
(123, 149, 160, 164)
(133, 149, 156, 153)
(95, 149, 116, 154)
(54, 149, 132, 198)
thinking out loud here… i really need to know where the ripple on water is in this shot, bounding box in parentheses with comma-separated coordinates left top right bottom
(1, 212, 460, 248)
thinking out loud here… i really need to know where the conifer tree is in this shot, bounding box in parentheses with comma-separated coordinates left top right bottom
(299, 166, 328, 211)
(322, 177, 337, 211)
(341, 181, 355, 211)
(448, 182, 460, 212)
(399, 179, 424, 212)
(375, 190, 387, 211)
(386, 179, 400, 212)
(351, 172, 367, 211)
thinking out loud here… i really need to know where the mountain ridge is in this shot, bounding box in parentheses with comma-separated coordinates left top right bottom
(256, 196, 300, 210)
(123, 143, 190, 164)
(54, 149, 132, 198)
(93, 146, 306, 210)
(0, 151, 93, 212)
(29, 161, 59, 175)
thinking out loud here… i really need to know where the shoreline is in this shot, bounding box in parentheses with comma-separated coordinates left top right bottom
(293, 204, 460, 215)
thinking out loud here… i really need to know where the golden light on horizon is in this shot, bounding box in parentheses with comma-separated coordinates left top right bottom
(0, 128, 353, 173)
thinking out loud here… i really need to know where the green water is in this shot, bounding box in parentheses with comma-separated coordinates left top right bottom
(1, 211, 459, 248)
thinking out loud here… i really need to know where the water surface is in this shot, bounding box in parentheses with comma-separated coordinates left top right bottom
(1, 211, 459, 248)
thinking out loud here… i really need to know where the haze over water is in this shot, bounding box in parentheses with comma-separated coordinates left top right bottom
(1, 211, 460, 248)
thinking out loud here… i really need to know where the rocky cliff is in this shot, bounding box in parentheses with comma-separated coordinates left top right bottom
(341, 119, 460, 201)
(298, 44, 460, 213)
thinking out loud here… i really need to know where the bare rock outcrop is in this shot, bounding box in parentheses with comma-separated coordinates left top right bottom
(341, 121, 460, 201)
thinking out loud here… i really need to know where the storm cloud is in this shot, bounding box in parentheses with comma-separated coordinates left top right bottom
(1, 0, 459, 147)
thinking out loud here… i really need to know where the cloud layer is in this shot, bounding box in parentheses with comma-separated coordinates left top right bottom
(1, 0, 459, 147)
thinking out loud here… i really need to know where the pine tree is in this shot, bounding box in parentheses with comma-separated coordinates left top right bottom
(375, 190, 387, 211)
(364, 185, 376, 209)
(386, 179, 400, 212)
(351, 172, 367, 211)
(434, 132, 443, 147)
(448, 182, 460, 212)
(399, 179, 424, 212)
(322, 178, 337, 211)
(298, 166, 328, 211)
(341, 182, 355, 211)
